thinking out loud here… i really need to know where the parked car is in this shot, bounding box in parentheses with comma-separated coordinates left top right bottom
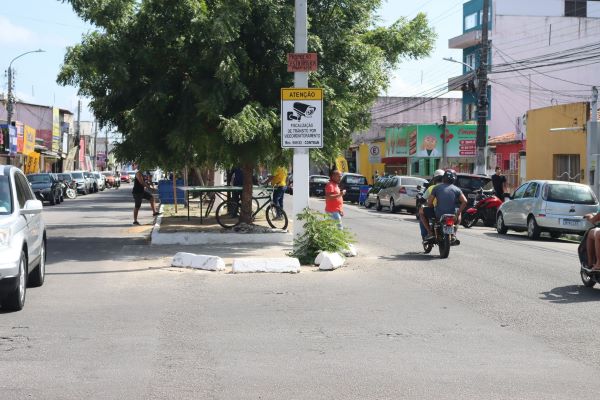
(454, 173, 493, 208)
(26, 173, 63, 205)
(102, 171, 120, 188)
(68, 171, 92, 194)
(309, 175, 329, 197)
(0, 166, 46, 311)
(497, 180, 598, 239)
(92, 172, 106, 191)
(120, 171, 131, 183)
(339, 173, 368, 203)
(84, 172, 98, 193)
(376, 175, 428, 213)
(365, 176, 391, 209)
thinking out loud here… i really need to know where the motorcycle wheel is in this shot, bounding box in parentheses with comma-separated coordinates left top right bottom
(438, 234, 450, 259)
(581, 268, 597, 288)
(66, 188, 77, 199)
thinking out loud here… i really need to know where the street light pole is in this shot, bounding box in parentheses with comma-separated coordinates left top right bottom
(5, 49, 45, 128)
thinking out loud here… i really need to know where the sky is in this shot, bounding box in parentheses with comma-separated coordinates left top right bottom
(0, 0, 464, 122)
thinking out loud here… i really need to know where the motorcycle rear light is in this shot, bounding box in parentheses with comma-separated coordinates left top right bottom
(399, 186, 407, 194)
(445, 217, 455, 226)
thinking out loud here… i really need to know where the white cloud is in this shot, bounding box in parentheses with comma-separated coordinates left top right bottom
(0, 16, 36, 46)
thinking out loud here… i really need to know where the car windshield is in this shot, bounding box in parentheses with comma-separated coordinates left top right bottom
(0, 175, 12, 215)
(311, 177, 329, 183)
(402, 177, 427, 186)
(545, 183, 597, 204)
(27, 174, 51, 183)
(345, 176, 367, 185)
(58, 174, 71, 180)
(71, 172, 84, 179)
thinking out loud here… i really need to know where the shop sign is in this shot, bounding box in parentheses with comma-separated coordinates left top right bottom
(368, 144, 381, 163)
(16, 123, 24, 153)
(23, 125, 36, 156)
(24, 152, 40, 174)
(52, 107, 60, 152)
(385, 124, 487, 159)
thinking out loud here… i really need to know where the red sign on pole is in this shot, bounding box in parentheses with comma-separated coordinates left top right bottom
(287, 53, 318, 72)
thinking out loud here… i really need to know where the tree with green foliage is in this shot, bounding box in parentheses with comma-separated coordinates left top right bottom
(58, 0, 435, 223)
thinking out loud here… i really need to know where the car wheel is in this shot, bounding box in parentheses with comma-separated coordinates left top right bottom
(376, 198, 383, 211)
(29, 238, 45, 287)
(496, 213, 508, 234)
(365, 201, 373, 209)
(527, 216, 541, 240)
(389, 198, 396, 213)
(3, 250, 27, 311)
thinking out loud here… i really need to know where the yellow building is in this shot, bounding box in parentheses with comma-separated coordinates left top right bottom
(526, 102, 589, 182)
(358, 142, 386, 184)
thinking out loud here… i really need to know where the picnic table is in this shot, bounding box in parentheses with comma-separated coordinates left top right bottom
(178, 186, 243, 222)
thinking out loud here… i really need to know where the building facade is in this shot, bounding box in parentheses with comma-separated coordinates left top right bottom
(449, 0, 600, 136)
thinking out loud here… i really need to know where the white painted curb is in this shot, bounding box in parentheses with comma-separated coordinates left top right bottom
(152, 231, 292, 245)
(232, 258, 301, 274)
(319, 252, 345, 271)
(171, 252, 225, 271)
(343, 244, 358, 257)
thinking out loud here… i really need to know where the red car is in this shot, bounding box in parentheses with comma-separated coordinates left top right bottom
(120, 171, 131, 183)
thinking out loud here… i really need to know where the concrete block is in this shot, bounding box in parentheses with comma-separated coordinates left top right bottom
(232, 258, 301, 273)
(314, 251, 325, 265)
(343, 244, 358, 257)
(171, 252, 225, 271)
(319, 252, 345, 271)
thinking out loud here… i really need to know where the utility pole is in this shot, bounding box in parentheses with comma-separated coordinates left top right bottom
(6, 66, 14, 129)
(292, 0, 310, 240)
(75, 100, 81, 170)
(93, 120, 98, 171)
(105, 128, 109, 171)
(441, 115, 447, 169)
(589, 86, 599, 195)
(474, 0, 490, 175)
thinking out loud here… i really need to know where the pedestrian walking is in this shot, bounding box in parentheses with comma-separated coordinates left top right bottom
(325, 169, 346, 229)
(492, 166, 508, 200)
(132, 170, 160, 225)
(265, 165, 288, 219)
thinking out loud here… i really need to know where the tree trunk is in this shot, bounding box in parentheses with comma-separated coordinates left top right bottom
(240, 163, 254, 224)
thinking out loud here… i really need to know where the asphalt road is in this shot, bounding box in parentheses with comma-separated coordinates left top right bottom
(1, 189, 599, 400)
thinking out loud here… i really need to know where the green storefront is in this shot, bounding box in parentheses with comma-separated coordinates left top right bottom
(384, 124, 487, 177)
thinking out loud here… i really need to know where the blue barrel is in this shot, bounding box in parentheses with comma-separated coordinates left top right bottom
(358, 185, 370, 205)
(158, 179, 185, 204)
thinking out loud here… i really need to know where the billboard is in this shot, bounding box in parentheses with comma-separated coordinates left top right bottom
(385, 124, 486, 159)
(16, 122, 24, 153)
(23, 125, 36, 156)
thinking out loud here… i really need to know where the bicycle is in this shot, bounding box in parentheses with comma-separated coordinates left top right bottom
(215, 186, 288, 230)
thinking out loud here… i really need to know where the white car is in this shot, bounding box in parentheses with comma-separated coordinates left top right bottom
(497, 180, 598, 239)
(377, 175, 428, 213)
(93, 172, 106, 191)
(0, 166, 46, 311)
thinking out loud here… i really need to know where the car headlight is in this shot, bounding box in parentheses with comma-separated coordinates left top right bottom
(0, 227, 10, 247)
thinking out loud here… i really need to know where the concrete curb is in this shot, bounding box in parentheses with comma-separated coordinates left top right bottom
(171, 252, 225, 271)
(232, 258, 301, 273)
(152, 230, 292, 245)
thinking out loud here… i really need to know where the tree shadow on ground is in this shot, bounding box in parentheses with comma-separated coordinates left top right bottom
(539, 284, 600, 304)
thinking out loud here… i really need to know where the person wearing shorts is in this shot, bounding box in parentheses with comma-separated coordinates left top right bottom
(132, 170, 160, 225)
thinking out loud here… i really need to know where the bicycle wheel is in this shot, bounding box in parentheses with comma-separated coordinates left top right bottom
(215, 201, 241, 228)
(266, 205, 288, 230)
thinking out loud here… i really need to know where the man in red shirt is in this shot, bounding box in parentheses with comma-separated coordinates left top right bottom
(325, 169, 346, 229)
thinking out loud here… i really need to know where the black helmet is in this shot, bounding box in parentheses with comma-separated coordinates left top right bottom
(443, 169, 457, 184)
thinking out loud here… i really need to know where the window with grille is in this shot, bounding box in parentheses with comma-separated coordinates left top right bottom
(553, 154, 581, 182)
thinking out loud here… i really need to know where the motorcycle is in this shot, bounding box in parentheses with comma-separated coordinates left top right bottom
(64, 179, 78, 199)
(578, 228, 600, 288)
(462, 188, 502, 228)
(423, 213, 458, 259)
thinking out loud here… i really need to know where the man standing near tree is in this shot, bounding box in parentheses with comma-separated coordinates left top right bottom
(132, 170, 160, 225)
(265, 165, 288, 219)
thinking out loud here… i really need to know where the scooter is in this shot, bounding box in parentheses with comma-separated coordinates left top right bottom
(462, 188, 503, 228)
(423, 214, 458, 259)
(578, 228, 600, 288)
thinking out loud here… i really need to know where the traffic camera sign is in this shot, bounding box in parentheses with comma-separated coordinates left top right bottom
(281, 88, 323, 148)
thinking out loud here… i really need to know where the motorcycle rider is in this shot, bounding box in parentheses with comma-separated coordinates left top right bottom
(419, 169, 445, 240)
(424, 169, 468, 243)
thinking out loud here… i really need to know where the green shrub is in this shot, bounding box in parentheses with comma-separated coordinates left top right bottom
(290, 208, 354, 265)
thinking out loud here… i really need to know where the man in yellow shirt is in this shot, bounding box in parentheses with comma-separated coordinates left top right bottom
(265, 166, 288, 219)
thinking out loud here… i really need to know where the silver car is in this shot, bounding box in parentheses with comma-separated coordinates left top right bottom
(0, 166, 46, 311)
(377, 175, 428, 213)
(496, 180, 598, 239)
